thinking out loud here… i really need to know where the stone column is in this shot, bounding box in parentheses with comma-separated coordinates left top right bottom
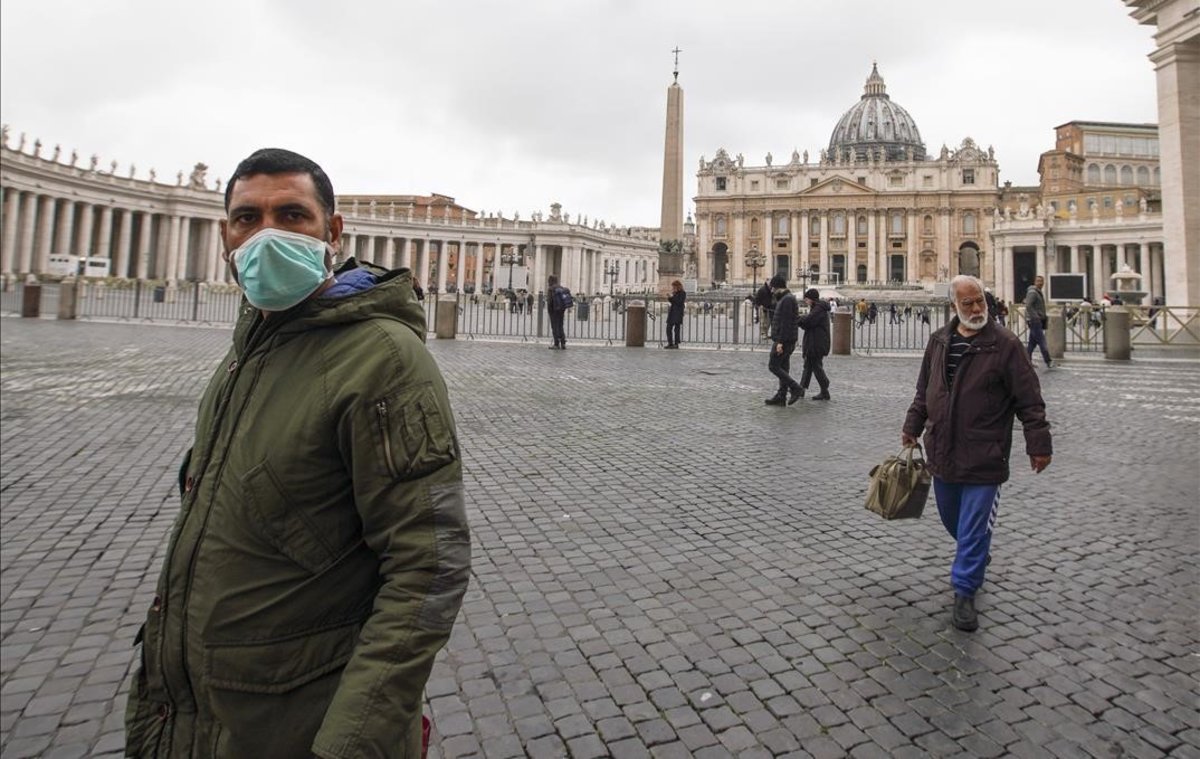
(1100, 244, 1114, 296)
(866, 212, 877, 282)
(136, 214, 153, 280)
(732, 213, 745, 283)
(799, 211, 810, 275)
(165, 216, 182, 282)
(1035, 243, 1047, 279)
(19, 192, 37, 274)
(400, 238, 412, 269)
(939, 209, 952, 281)
(35, 195, 56, 274)
(435, 241, 449, 292)
(906, 212, 918, 282)
(818, 212, 829, 282)
(115, 209, 133, 279)
(96, 206, 114, 265)
(76, 202, 95, 260)
(846, 209, 857, 282)
(204, 220, 221, 282)
(473, 242, 485, 293)
(790, 211, 801, 279)
(176, 217, 193, 281)
(531, 244, 545, 293)
(1, 190, 21, 275)
(55, 199, 75, 260)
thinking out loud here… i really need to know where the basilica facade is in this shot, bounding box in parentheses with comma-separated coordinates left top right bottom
(693, 65, 1001, 291)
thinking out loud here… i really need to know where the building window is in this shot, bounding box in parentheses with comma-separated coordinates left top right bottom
(1104, 165, 1117, 184)
(810, 216, 820, 236)
(810, 178, 819, 187)
(1120, 166, 1133, 185)
(777, 216, 788, 236)
(923, 175, 933, 187)
(776, 178, 789, 190)
(750, 217, 759, 237)
(1088, 164, 1101, 184)
(1104, 196, 1113, 209)
(750, 180, 759, 191)
(961, 169, 975, 185)
(889, 174, 903, 187)
(923, 215, 934, 235)
(1136, 166, 1149, 185)
(715, 216, 727, 236)
(962, 212, 976, 235)
(857, 176, 866, 185)
(832, 214, 845, 235)
(716, 177, 727, 191)
(890, 212, 904, 235)
(1154, 167, 1160, 185)
(857, 215, 867, 235)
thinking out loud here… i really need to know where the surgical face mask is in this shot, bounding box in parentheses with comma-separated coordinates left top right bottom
(231, 228, 333, 311)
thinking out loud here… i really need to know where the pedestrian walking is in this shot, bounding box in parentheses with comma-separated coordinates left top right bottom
(901, 275, 1052, 633)
(755, 280, 774, 339)
(1024, 274, 1052, 367)
(796, 287, 832, 400)
(867, 302, 878, 325)
(889, 302, 900, 324)
(124, 148, 470, 758)
(763, 274, 804, 406)
(665, 279, 686, 348)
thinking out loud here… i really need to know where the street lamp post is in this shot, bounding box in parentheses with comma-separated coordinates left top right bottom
(604, 260, 621, 296)
(746, 246, 766, 293)
(501, 250, 519, 292)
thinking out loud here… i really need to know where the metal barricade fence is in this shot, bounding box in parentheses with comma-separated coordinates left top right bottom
(851, 302, 947, 353)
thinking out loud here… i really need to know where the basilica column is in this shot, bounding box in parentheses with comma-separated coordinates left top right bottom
(799, 211, 810, 275)
(818, 212, 829, 282)
(115, 209, 133, 279)
(866, 211, 877, 282)
(177, 217, 193, 281)
(19, 192, 37, 274)
(165, 216, 182, 282)
(435, 241, 449, 292)
(55, 200, 75, 262)
(846, 209, 857, 282)
(415, 239, 429, 287)
(76, 203, 95, 262)
(732, 213, 745, 283)
(35, 195, 56, 274)
(473, 242, 485, 293)
(203, 220, 220, 282)
(400, 238, 412, 270)
(906, 212, 918, 282)
(96, 206, 114, 266)
(790, 211, 801, 278)
(1, 190, 20, 275)
(938, 208, 952, 281)
(136, 214, 153, 280)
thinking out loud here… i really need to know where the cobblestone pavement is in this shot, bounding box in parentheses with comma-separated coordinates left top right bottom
(1, 317, 1197, 759)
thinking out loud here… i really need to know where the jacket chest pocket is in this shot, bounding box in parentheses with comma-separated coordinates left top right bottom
(244, 462, 344, 574)
(374, 382, 458, 481)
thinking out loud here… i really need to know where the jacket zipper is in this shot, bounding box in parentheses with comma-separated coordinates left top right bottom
(377, 400, 399, 479)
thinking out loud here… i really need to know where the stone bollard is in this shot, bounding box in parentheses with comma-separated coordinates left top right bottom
(1047, 310, 1066, 360)
(435, 296, 457, 339)
(58, 277, 78, 320)
(625, 300, 646, 347)
(1104, 308, 1132, 360)
(21, 279, 42, 318)
(832, 310, 852, 355)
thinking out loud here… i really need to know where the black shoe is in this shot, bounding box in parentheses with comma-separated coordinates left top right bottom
(812, 390, 831, 401)
(788, 387, 804, 405)
(560, 344, 567, 350)
(764, 395, 787, 406)
(953, 593, 978, 632)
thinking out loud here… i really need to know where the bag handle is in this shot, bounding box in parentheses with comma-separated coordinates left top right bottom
(899, 444, 925, 467)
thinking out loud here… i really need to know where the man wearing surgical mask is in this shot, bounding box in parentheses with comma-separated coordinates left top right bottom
(125, 148, 470, 758)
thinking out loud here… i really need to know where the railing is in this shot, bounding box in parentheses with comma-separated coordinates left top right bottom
(5, 280, 1197, 352)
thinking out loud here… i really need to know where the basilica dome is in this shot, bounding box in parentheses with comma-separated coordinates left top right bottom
(828, 64, 926, 162)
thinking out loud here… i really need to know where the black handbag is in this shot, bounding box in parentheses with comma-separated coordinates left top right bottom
(865, 445, 932, 520)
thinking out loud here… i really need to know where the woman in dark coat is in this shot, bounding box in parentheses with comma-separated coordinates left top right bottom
(796, 288, 832, 399)
(665, 279, 686, 348)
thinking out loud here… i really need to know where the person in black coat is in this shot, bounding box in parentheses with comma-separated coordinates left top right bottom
(796, 288, 831, 400)
(665, 279, 686, 348)
(754, 281, 774, 339)
(764, 275, 804, 406)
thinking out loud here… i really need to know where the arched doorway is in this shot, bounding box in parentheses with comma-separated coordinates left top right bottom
(711, 242, 729, 284)
(958, 243, 980, 277)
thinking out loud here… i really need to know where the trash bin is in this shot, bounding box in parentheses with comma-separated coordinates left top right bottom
(153, 285, 166, 303)
(576, 301, 590, 321)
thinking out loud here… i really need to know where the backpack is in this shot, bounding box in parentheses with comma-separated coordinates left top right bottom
(555, 287, 575, 310)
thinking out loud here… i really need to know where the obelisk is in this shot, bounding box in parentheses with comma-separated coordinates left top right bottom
(658, 47, 684, 292)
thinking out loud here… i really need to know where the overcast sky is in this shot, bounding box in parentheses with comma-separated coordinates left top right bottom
(1, 1, 1158, 228)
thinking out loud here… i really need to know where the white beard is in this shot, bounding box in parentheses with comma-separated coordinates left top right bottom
(957, 309, 988, 331)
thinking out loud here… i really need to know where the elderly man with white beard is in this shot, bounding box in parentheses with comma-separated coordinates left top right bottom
(901, 275, 1053, 632)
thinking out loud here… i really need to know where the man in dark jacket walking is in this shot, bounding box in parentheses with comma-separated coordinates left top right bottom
(902, 275, 1052, 633)
(1024, 275, 1052, 367)
(796, 288, 831, 400)
(764, 275, 804, 406)
(665, 279, 686, 348)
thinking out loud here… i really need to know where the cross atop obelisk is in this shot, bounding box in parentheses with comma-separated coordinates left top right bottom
(672, 46, 682, 82)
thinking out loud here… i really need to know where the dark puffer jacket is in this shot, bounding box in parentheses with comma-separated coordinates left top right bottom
(770, 290, 799, 343)
(797, 299, 831, 358)
(903, 318, 1052, 484)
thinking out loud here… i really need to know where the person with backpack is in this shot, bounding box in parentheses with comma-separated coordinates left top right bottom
(546, 274, 573, 349)
(796, 288, 832, 400)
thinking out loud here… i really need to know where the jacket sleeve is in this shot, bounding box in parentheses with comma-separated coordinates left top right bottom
(315, 339, 471, 759)
(1006, 341, 1053, 456)
(903, 341, 934, 437)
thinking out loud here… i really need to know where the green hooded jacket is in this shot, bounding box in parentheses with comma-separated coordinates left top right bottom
(125, 262, 470, 758)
